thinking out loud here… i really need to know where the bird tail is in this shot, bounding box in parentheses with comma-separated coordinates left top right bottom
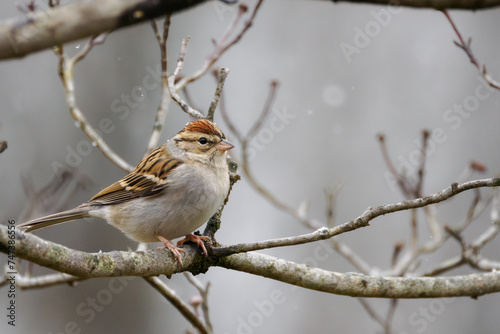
(18, 207, 89, 232)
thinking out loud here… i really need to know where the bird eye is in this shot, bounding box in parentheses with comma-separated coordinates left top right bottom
(198, 137, 208, 145)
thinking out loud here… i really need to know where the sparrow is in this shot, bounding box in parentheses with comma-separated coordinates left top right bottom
(19, 119, 234, 264)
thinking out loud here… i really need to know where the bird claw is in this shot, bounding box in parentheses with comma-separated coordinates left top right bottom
(156, 235, 184, 265)
(177, 234, 210, 257)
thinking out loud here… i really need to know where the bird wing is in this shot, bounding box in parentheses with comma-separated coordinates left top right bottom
(90, 146, 182, 205)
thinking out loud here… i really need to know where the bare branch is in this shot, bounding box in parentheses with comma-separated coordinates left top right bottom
(1, 0, 500, 62)
(184, 273, 213, 332)
(17, 272, 82, 289)
(213, 178, 500, 256)
(168, 37, 205, 119)
(358, 299, 386, 329)
(144, 276, 209, 334)
(442, 10, 500, 90)
(218, 82, 243, 143)
(174, 0, 264, 91)
(323, 184, 372, 274)
(207, 67, 230, 121)
(55, 40, 134, 172)
(424, 193, 500, 276)
(5, 224, 500, 298)
(20, 169, 91, 222)
(246, 80, 279, 139)
(377, 134, 412, 198)
(146, 16, 172, 153)
(71, 33, 108, 64)
(334, 0, 500, 9)
(4, 178, 500, 299)
(446, 225, 500, 271)
(223, 80, 322, 229)
(424, 256, 464, 277)
(0, 0, 209, 60)
(219, 252, 500, 298)
(415, 130, 430, 197)
(385, 299, 399, 334)
(0, 140, 7, 153)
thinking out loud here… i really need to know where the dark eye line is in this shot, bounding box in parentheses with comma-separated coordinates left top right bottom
(175, 138, 216, 145)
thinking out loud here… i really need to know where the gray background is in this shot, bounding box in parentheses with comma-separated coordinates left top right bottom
(1, 0, 500, 333)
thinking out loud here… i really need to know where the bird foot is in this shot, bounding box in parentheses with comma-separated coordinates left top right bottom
(156, 235, 184, 265)
(177, 234, 210, 257)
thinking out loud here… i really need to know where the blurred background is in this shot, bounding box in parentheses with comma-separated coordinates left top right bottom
(1, 0, 500, 333)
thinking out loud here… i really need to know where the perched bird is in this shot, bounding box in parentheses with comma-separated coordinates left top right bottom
(19, 119, 234, 264)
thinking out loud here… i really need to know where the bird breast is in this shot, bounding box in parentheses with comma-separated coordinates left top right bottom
(105, 162, 230, 243)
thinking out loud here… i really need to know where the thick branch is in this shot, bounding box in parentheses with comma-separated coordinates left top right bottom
(1, 227, 189, 277)
(0, 0, 208, 60)
(3, 225, 500, 298)
(3, 178, 500, 297)
(218, 252, 500, 298)
(4, 0, 499, 62)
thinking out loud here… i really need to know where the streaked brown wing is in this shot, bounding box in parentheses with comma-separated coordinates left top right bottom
(89, 146, 182, 205)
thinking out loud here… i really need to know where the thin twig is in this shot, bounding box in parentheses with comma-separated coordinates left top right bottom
(146, 16, 172, 153)
(5, 178, 500, 286)
(16, 272, 83, 289)
(55, 38, 133, 171)
(207, 67, 230, 121)
(174, 0, 264, 91)
(330, 240, 372, 274)
(184, 273, 213, 333)
(424, 256, 464, 276)
(168, 37, 205, 119)
(472, 223, 500, 249)
(222, 80, 321, 229)
(71, 33, 107, 64)
(377, 134, 412, 198)
(20, 169, 91, 222)
(442, 10, 500, 90)
(358, 299, 386, 329)
(218, 80, 243, 142)
(446, 225, 500, 271)
(384, 299, 399, 334)
(424, 191, 498, 276)
(246, 80, 278, 139)
(415, 130, 430, 197)
(213, 178, 500, 257)
(323, 184, 372, 274)
(144, 276, 209, 334)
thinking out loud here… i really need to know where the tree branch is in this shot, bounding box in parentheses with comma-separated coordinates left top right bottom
(144, 276, 210, 334)
(333, 0, 500, 10)
(212, 179, 500, 256)
(218, 252, 500, 298)
(145, 16, 172, 154)
(4, 224, 500, 298)
(206, 67, 230, 121)
(3, 177, 500, 298)
(1, 0, 500, 62)
(442, 9, 500, 90)
(168, 37, 205, 119)
(54, 35, 134, 172)
(0, 0, 208, 60)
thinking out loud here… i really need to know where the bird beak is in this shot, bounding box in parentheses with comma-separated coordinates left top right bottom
(215, 139, 234, 151)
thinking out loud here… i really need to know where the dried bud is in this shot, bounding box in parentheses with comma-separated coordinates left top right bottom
(239, 4, 249, 13)
(0, 141, 7, 154)
(470, 160, 487, 172)
(189, 296, 203, 308)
